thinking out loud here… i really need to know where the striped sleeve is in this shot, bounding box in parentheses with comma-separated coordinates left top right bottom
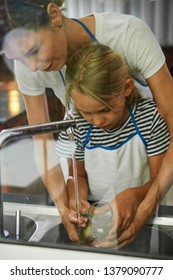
(55, 131, 72, 158)
(55, 115, 87, 160)
(146, 107, 170, 156)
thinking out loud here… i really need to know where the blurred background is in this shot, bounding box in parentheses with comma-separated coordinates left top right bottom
(64, 0, 173, 47)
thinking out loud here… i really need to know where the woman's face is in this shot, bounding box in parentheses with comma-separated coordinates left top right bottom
(71, 90, 129, 130)
(3, 26, 68, 72)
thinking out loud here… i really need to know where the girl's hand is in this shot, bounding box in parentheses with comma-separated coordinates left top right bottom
(69, 199, 90, 226)
(61, 211, 79, 242)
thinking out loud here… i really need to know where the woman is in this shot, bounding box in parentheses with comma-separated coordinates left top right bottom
(0, 0, 173, 247)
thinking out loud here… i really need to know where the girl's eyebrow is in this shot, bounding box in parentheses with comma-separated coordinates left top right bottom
(77, 106, 108, 114)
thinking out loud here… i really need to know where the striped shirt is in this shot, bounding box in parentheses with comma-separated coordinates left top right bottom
(56, 100, 170, 160)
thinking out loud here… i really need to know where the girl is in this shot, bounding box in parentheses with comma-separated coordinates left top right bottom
(57, 44, 170, 247)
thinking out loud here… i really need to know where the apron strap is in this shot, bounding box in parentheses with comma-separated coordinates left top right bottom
(84, 107, 147, 150)
(131, 75, 148, 87)
(59, 69, 65, 85)
(60, 18, 98, 112)
(83, 124, 93, 148)
(71, 18, 98, 43)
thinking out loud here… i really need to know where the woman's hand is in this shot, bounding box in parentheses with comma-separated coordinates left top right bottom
(109, 187, 142, 236)
(116, 181, 159, 249)
(96, 184, 152, 249)
(93, 188, 139, 248)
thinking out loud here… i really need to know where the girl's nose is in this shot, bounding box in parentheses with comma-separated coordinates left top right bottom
(92, 114, 105, 127)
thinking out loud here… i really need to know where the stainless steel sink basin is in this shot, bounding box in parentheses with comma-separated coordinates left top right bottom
(39, 222, 72, 244)
(36, 215, 173, 258)
(120, 224, 173, 256)
(2, 202, 173, 259)
(38, 223, 173, 257)
(37, 217, 173, 259)
(4, 214, 37, 241)
(3, 202, 61, 243)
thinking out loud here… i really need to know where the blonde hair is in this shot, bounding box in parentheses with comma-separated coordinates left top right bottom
(65, 44, 141, 112)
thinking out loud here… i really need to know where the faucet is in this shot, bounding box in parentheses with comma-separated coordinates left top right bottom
(0, 119, 76, 238)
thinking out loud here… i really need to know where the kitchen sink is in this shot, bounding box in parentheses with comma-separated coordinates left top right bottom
(3, 202, 62, 243)
(38, 222, 173, 258)
(120, 224, 173, 256)
(2, 201, 173, 259)
(39, 222, 71, 244)
(3, 214, 37, 241)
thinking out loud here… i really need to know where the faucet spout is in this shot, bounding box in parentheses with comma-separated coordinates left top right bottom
(0, 119, 76, 238)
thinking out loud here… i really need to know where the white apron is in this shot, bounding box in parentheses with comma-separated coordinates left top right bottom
(84, 107, 150, 202)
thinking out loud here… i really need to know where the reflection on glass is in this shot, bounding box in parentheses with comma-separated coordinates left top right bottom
(8, 90, 21, 116)
(0, 88, 25, 122)
(0, 125, 173, 259)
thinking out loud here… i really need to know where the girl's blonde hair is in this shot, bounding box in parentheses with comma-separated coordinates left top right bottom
(65, 43, 141, 112)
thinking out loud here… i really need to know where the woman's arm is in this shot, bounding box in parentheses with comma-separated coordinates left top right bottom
(23, 93, 65, 207)
(146, 62, 173, 198)
(147, 63, 173, 137)
(110, 63, 173, 249)
(23, 93, 78, 240)
(99, 151, 165, 249)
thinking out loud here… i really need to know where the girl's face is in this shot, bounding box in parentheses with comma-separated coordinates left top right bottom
(3, 26, 68, 72)
(71, 89, 131, 130)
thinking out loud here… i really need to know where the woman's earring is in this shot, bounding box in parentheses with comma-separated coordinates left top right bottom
(59, 23, 63, 29)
